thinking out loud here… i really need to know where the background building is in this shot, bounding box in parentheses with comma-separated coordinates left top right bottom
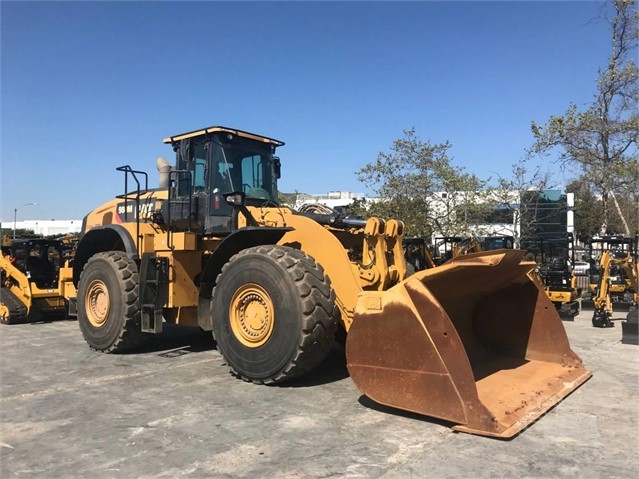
(1, 219, 82, 237)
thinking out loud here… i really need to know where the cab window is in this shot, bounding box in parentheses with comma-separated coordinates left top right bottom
(193, 143, 207, 192)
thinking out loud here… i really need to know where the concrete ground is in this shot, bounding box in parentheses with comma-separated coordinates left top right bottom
(0, 307, 637, 479)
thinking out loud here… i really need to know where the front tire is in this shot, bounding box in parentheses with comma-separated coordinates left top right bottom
(77, 251, 142, 352)
(212, 245, 337, 384)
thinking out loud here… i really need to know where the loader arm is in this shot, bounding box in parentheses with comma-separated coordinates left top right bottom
(245, 209, 410, 330)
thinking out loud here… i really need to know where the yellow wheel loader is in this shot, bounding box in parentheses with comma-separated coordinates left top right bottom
(67, 125, 591, 438)
(1, 237, 75, 323)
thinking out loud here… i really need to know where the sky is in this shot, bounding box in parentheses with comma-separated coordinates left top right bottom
(1, 0, 615, 222)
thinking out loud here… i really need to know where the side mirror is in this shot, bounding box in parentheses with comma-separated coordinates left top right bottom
(273, 157, 281, 179)
(224, 191, 246, 207)
(223, 191, 259, 228)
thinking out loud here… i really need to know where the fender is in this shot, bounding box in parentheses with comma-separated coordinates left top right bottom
(72, 224, 137, 285)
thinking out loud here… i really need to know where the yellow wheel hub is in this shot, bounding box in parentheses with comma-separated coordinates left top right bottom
(86, 279, 110, 328)
(230, 283, 274, 348)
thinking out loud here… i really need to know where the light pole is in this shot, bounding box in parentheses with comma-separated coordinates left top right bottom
(13, 202, 38, 240)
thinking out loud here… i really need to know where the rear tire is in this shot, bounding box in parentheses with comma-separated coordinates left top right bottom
(77, 251, 142, 352)
(212, 245, 337, 384)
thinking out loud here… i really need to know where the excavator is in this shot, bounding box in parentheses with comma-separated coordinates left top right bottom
(582, 236, 638, 328)
(64, 125, 591, 438)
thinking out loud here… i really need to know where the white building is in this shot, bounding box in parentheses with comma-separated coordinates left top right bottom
(2, 219, 82, 236)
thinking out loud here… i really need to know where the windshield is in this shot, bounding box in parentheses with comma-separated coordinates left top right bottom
(212, 136, 277, 202)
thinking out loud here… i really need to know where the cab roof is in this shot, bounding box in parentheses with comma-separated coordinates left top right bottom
(163, 125, 285, 147)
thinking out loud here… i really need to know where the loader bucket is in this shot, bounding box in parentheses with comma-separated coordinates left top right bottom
(346, 249, 592, 439)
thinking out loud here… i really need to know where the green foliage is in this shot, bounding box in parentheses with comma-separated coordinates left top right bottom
(277, 191, 298, 207)
(0, 228, 37, 240)
(343, 197, 372, 218)
(489, 159, 555, 245)
(355, 128, 490, 237)
(528, 0, 638, 235)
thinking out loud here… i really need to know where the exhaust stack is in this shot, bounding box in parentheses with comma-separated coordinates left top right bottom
(156, 156, 172, 188)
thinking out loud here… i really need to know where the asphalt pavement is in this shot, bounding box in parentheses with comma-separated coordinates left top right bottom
(0, 305, 637, 478)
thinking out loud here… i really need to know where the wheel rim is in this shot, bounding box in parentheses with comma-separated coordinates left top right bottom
(0, 304, 9, 321)
(85, 279, 110, 327)
(230, 283, 274, 348)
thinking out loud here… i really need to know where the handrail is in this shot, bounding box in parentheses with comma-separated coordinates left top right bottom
(116, 165, 149, 256)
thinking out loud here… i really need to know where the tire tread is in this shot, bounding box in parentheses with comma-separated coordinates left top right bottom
(213, 245, 337, 384)
(79, 251, 142, 353)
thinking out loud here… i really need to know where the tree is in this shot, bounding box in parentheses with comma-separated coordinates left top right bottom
(355, 128, 489, 237)
(490, 159, 555, 248)
(528, 0, 638, 236)
(0, 227, 37, 241)
(277, 191, 299, 208)
(343, 197, 372, 219)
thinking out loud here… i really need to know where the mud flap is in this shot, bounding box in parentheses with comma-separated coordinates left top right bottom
(346, 250, 592, 439)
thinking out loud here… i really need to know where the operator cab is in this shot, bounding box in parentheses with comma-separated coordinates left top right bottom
(163, 126, 284, 235)
(524, 233, 576, 290)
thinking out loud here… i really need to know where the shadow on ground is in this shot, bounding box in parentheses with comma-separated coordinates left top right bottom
(282, 342, 350, 387)
(125, 324, 216, 355)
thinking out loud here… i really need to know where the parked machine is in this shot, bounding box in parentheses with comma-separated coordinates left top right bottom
(623, 305, 638, 344)
(405, 235, 513, 273)
(403, 237, 436, 272)
(65, 125, 591, 438)
(431, 236, 471, 264)
(480, 235, 515, 251)
(0, 236, 74, 323)
(522, 234, 580, 318)
(582, 236, 638, 328)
